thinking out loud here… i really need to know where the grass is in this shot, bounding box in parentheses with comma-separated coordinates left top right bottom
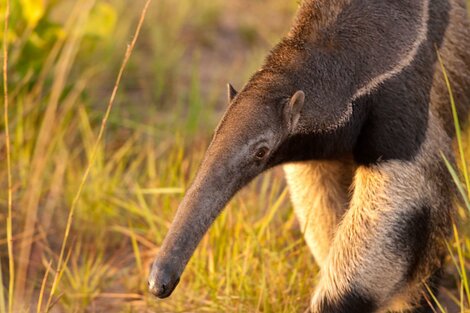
(0, 0, 469, 312)
(44, 1, 151, 311)
(2, 1, 13, 313)
(439, 51, 470, 311)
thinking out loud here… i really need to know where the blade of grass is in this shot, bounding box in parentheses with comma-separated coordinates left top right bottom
(111, 225, 156, 250)
(438, 47, 470, 311)
(129, 223, 143, 277)
(136, 187, 184, 195)
(29, 1, 83, 102)
(256, 188, 288, 240)
(0, 258, 5, 313)
(424, 282, 445, 313)
(15, 1, 96, 301)
(47, 240, 74, 312)
(45, 1, 153, 310)
(436, 50, 470, 197)
(445, 238, 463, 279)
(95, 293, 143, 300)
(36, 260, 52, 313)
(2, 0, 14, 311)
(452, 224, 470, 305)
(442, 154, 470, 210)
(440, 288, 461, 307)
(460, 283, 464, 313)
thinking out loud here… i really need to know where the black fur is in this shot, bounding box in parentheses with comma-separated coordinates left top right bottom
(414, 270, 442, 313)
(149, 0, 470, 310)
(269, 97, 368, 165)
(316, 289, 377, 313)
(390, 205, 432, 282)
(234, 0, 464, 168)
(400, 270, 442, 313)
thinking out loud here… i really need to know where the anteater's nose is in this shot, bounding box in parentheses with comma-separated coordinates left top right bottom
(148, 262, 180, 298)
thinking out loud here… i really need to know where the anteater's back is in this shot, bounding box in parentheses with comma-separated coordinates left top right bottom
(432, 0, 470, 135)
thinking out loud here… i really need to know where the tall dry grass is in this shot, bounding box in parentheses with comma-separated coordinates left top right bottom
(44, 1, 152, 311)
(0, 0, 468, 312)
(2, 0, 13, 312)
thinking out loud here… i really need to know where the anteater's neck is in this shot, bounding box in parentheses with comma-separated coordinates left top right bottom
(289, 0, 351, 41)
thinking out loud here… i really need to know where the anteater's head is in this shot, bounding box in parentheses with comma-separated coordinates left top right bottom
(148, 71, 306, 298)
(149, 0, 446, 297)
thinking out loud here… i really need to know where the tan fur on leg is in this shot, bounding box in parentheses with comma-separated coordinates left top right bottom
(311, 116, 453, 312)
(284, 159, 354, 267)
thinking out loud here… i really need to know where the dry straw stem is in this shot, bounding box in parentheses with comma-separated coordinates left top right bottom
(2, 0, 14, 312)
(36, 261, 52, 313)
(44, 0, 153, 311)
(14, 1, 96, 302)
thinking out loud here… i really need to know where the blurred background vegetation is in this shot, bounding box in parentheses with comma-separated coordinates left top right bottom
(0, 0, 468, 312)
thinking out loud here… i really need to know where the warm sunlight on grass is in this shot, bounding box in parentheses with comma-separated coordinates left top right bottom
(0, 0, 469, 312)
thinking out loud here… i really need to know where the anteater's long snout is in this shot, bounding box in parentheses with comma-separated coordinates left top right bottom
(148, 261, 180, 298)
(147, 156, 244, 298)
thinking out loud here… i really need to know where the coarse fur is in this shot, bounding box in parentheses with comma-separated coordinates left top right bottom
(149, 0, 470, 312)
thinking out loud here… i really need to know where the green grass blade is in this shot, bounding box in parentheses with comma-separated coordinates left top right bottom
(452, 224, 470, 306)
(2, 0, 14, 311)
(45, 2, 152, 309)
(437, 50, 470, 198)
(442, 153, 470, 210)
(129, 223, 143, 277)
(424, 282, 447, 313)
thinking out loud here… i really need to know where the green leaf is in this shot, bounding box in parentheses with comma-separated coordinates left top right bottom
(20, 0, 45, 27)
(84, 3, 117, 38)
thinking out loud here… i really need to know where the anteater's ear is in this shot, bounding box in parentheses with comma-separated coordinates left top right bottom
(227, 83, 238, 103)
(284, 90, 305, 132)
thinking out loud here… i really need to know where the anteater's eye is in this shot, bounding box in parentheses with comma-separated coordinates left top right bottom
(255, 146, 270, 160)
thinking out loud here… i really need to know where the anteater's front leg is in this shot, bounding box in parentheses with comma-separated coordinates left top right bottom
(284, 160, 354, 268)
(309, 158, 452, 313)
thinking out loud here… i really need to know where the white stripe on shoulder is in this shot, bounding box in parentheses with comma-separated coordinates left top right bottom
(323, 0, 430, 133)
(353, 0, 430, 100)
